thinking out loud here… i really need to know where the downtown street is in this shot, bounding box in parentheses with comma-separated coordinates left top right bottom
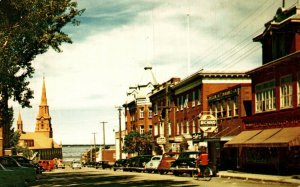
(30, 167, 299, 187)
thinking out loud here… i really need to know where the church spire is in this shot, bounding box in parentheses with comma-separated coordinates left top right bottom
(17, 111, 23, 132)
(35, 77, 53, 138)
(41, 77, 47, 106)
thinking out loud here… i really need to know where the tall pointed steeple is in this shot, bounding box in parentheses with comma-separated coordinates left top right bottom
(35, 77, 53, 138)
(17, 111, 23, 132)
(41, 77, 47, 106)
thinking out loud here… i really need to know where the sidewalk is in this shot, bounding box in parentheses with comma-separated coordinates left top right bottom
(217, 170, 300, 185)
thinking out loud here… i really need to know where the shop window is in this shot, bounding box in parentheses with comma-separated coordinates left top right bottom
(280, 75, 293, 109)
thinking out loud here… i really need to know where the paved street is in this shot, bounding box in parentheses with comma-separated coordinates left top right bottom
(30, 167, 299, 187)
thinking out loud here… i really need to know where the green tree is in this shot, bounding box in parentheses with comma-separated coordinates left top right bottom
(123, 131, 152, 155)
(0, 0, 84, 151)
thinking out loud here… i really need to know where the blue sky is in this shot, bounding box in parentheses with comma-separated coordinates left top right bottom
(11, 0, 298, 145)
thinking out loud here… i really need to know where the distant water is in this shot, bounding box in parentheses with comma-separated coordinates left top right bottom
(62, 145, 91, 162)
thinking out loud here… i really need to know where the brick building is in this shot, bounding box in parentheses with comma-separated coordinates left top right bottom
(207, 83, 252, 170)
(225, 4, 300, 174)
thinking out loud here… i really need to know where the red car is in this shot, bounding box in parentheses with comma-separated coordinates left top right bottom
(38, 160, 55, 171)
(157, 152, 180, 174)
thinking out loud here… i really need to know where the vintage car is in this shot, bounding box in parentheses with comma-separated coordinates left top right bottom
(113, 159, 127, 171)
(170, 151, 200, 177)
(11, 155, 43, 174)
(71, 160, 82, 169)
(157, 152, 180, 174)
(144, 155, 162, 173)
(38, 160, 55, 171)
(0, 162, 25, 187)
(124, 155, 152, 172)
(95, 161, 111, 169)
(0, 156, 37, 183)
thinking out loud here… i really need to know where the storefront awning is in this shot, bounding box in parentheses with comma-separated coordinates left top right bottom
(224, 127, 300, 148)
(224, 130, 261, 147)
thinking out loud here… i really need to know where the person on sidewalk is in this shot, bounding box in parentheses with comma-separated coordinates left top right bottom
(196, 147, 209, 177)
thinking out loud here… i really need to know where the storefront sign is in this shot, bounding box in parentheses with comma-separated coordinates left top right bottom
(156, 136, 166, 145)
(174, 135, 184, 142)
(199, 114, 217, 133)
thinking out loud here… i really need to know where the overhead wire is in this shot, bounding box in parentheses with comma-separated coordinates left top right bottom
(196, 0, 278, 71)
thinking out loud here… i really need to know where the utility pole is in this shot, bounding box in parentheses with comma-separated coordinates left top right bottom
(93, 132, 96, 162)
(116, 106, 122, 160)
(164, 83, 170, 153)
(100, 121, 107, 161)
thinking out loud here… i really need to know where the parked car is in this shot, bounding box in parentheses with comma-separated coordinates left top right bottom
(124, 155, 152, 172)
(84, 161, 97, 168)
(0, 162, 25, 187)
(170, 151, 200, 177)
(113, 159, 128, 171)
(95, 161, 111, 169)
(0, 156, 37, 183)
(144, 155, 162, 173)
(38, 160, 55, 171)
(71, 161, 82, 169)
(157, 152, 180, 174)
(11, 155, 43, 174)
(56, 161, 65, 169)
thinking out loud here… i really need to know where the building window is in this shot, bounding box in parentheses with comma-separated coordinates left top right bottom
(154, 123, 158, 136)
(176, 122, 180, 135)
(280, 75, 293, 109)
(177, 97, 180, 111)
(181, 122, 184, 134)
(222, 100, 227, 118)
(192, 91, 195, 107)
(198, 89, 202, 105)
(192, 120, 196, 134)
(233, 96, 239, 116)
(217, 102, 222, 119)
(228, 99, 232, 117)
(255, 81, 276, 113)
(154, 102, 158, 115)
(140, 125, 144, 134)
(140, 108, 144, 119)
(149, 125, 152, 133)
(168, 122, 171, 135)
(181, 96, 184, 110)
(184, 94, 189, 108)
(148, 109, 152, 118)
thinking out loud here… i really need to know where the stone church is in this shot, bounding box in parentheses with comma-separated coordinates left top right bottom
(17, 78, 62, 160)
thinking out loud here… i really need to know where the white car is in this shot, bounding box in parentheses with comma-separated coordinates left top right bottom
(71, 161, 82, 169)
(144, 155, 162, 173)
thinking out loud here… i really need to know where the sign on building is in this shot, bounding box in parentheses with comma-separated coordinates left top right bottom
(199, 114, 217, 133)
(156, 136, 166, 145)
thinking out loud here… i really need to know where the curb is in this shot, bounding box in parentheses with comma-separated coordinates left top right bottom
(217, 174, 300, 185)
